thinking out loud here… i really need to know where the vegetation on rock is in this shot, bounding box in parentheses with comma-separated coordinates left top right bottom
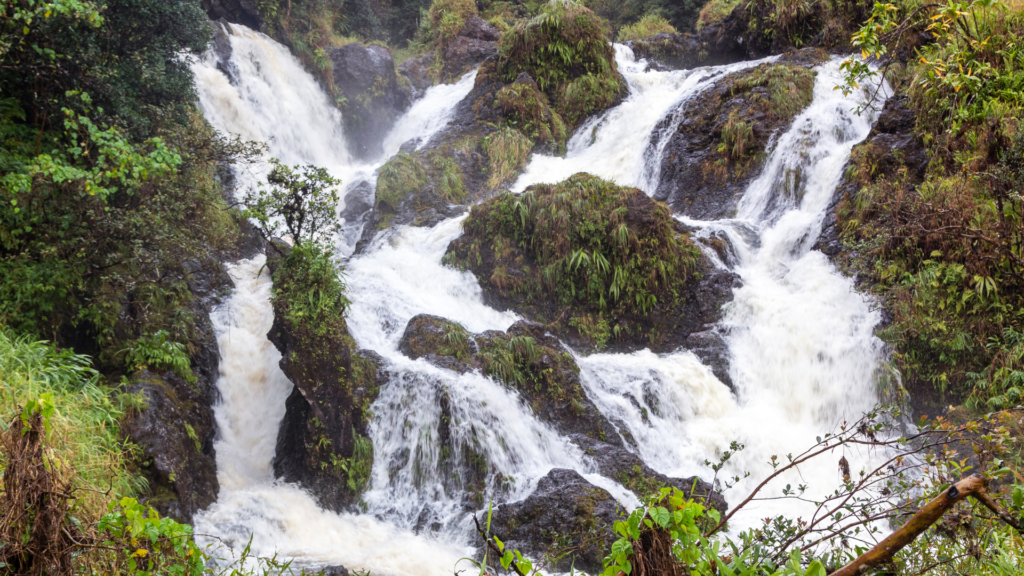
(616, 13, 676, 41)
(446, 173, 704, 349)
(497, 1, 625, 129)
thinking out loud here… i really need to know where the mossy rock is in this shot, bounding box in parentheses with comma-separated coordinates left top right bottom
(497, 1, 626, 129)
(399, 315, 622, 442)
(267, 245, 382, 512)
(653, 49, 827, 221)
(444, 173, 734, 352)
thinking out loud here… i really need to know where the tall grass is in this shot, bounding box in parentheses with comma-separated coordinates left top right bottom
(0, 326, 146, 519)
(616, 13, 676, 41)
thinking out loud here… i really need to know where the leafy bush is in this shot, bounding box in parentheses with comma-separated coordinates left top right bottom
(122, 330, 196, 383)
(0, 326, 145, 519)
(427, 0, 478, 46)
(616, 13, 676, 41)
(494, 81, 568, 152)
(497, 0, 625, 128)
(272, 243, 351, 337)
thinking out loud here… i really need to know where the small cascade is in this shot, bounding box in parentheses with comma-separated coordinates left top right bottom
(511, 46, 773, 193)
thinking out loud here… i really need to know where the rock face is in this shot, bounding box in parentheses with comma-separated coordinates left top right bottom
(653, 50, 827, 221)
(489, 469, 623, 574)
(125, 370, 219, 523)
(267, 246, 385, 512)
(441, 16, 501, 81)
(330, 43, 411, 160)
(200, 0, 261, 30)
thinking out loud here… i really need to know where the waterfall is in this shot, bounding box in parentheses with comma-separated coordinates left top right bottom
(192, 22, 890, 573)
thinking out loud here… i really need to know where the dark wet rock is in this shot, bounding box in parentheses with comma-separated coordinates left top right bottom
(443, 36, 497, 81)
(625, 7, 756, 71)
(330, 43, 412, 160)
(461, 16, 500, 42)
(398, 52, 434, 94)
(319, 566, 350, 576)
(264, 237, 292, 276)
(125, 370, 219, 524)
(339, 181, 376, 248)
(571, 435, 728, 512)
(268, 246, 384, 512)
(653, 50, 828, 221)
(488, 469, 624, 574)
(210, 20, 236, 83)
(399, 315, 621, 444)
(684, 329, 733, 390)
(201, 0, 261, 30)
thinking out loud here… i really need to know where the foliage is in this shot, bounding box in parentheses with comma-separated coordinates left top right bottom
(376, 152, 429, 211)
(272, 243, 350, 337)
(122, 330, 196, 383)
(427, 0, 478, 47)
(497, 0, 625, 128)
(616, 13, 676, 41)
(837, 0, 1024, 404)
(0, 325, 145, 519)
(450, 173, 701, 345)
(243, 159, 342, 247)
(697, 0, 741, 30)
(93, 497, 205, 575)
(494, 81, 568, 153)
(482, 126, 533, 189)
(428, 151, 468, 203)
(585, 0, 706, 34)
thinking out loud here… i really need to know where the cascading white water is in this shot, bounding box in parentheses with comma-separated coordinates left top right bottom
(512, 46, 774, 193)
(572, 58, 890, 528)
(193, 22, 891, 573)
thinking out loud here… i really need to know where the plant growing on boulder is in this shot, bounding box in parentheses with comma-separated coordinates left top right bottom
(375, 152, 429, 211)
(497, 0, 625, 128)
(482, 125, 533, 189)
(494, 81, 568, 152)
(243, 158, 342, 247)
(446, 173, 704, 349)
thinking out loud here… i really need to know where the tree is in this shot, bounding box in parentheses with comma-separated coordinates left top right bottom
(242, 158, 343, 247)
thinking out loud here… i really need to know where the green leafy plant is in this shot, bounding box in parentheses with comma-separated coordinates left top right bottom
(616, 13, 676, 42)
(122, 330, 196, 383)
(243, 158, 342, 247)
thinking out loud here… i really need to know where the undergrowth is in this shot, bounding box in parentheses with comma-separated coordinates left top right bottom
(616, 13, 676, 41)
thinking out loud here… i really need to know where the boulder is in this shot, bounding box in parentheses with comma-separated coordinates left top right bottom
(398, 52, 434, 94)
(268, 245, 385, 512)
(339, 180, 376, 249)
(685, 329, 733, 390)
(330, 43, 411, 160)
(443, 36, 497, 81)
(571, 435, 728, 512)
(488, 469, 624, 574)
(653, 50, 828, 221)
(210, 20, 236, 83)
(461, 16, 500, 42)
(200, 0, 261, 30)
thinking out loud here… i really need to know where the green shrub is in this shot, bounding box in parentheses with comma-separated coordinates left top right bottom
(122, 330, 196, 383)
(427, 0, 478, 46)
(272, 243, 351, 337)
(0, 326, 146, 519)
(557, 72, 624, 128)
(482, 126, 533, 189)
(455, 173, 700, 317)
(696, 0, 740, 30)
(429, 152, 468, 203)
(497, 1, 625, 128)
(376, 152, 429, 211)
(616, 13, 676, 41)
(495, 81, 568, 152)
(243, 158, 343, 246)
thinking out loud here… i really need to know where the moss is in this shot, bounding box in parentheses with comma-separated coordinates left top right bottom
(476, 332, 583, 406)
(495, 81, 568, 153)
(616, 13, 676, 42)
(613, 465, 666, 501)
(446, 173, 702, 348)
(376, 152, 429, 211)
(497, 1, 625, 128)
(731, 62, 817, 121)
(482, 126, 533, 189)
